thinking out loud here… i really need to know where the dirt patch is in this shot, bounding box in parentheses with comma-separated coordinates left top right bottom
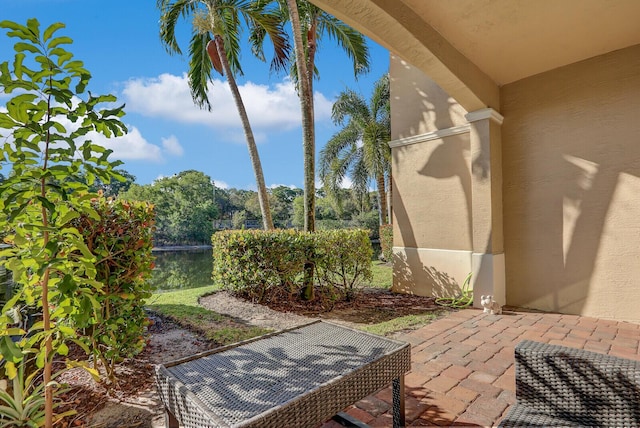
(57, 317, 214, 427)
(58, 289, 443, 426)
(199, 291, 314, 330)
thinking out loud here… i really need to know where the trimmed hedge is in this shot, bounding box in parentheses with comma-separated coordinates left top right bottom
(212, 229, 372, 302)
(379, 224, 393, 263)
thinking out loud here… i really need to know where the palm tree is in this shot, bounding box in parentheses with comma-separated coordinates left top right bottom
(157, 0, 290, 230)
(258, 0, 370, 232)
(284, 0, 315, 233)
(271, 0, 370, 300)
(320, 73, 391, 225)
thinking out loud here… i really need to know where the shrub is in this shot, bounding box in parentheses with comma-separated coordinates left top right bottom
(72, 197, 155, 381)
(212, 230, 306, 301)
(379, 224, 393, 262)
(313, 229, 373, 300)
(212, 229, 372, 302)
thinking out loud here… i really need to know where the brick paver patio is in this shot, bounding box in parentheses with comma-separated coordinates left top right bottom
(323, 308, 640, 427)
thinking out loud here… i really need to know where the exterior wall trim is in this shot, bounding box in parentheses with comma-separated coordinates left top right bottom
(388, 124, 471, 148)
(465, 107, 504, 125)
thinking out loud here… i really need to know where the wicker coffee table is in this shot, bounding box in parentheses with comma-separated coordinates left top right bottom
(155, 320, 411, 428)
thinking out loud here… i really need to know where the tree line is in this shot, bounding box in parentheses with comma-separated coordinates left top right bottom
(112, 169, 381, 246)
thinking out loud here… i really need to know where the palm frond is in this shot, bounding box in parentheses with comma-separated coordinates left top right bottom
(319, 125, 360, 178)
(350, 155, 370, 198)
(158, 0, 198, 55)
(317, 13, 370, 78)
(187, 30, 214, 110)
(370, 73, 390, 120)
(247, 11, 290, 73)
(217, 3, 243, 75)
(331, 89, 369, 126)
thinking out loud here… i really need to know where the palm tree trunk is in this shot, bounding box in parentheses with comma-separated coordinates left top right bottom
(286, 0, 315, 234)
(376, 173, 388, 225)
(286, 0, 315, 300)
(387, 170, 393, 224)
(213, 36, 274, 230)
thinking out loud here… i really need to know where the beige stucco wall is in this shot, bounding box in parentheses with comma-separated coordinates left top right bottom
(501, 44, 640, 323)
(390, 55, 473, 296)
(391, 55, 468, 139)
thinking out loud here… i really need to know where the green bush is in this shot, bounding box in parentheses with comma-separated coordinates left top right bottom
(313, 229, 373, 300)
(72, 197, 155, 381)
(379, 224, 393, 262)
(212, 229, 306, 301)
(212, 229, 372, 302)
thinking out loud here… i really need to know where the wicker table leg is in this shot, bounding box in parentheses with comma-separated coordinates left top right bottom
(392, 376, 405, 427)
(165, 408, 179, 428)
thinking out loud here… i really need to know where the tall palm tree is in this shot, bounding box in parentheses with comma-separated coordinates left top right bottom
(320, 73, 391, 225)
(272, 0, 370, 300)
(258, 0, 370, 232)
(157, 0, 289, 230)
(284, 0, 315, 233)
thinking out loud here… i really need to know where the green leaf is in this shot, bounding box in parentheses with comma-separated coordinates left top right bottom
(26, 17, 40, 38)
(0, 20, 37, 43)
(57, 342, 69, 356)
(14, 42, 41, 54)
(0, 113, 16, 128)
(47, 35, 73, 49)
(43, 22, 65, 42)
(0, 20, 26, 32)
(58, 275, 76, 294)
(13, 52, 25, 79)
(4, 361, 17, 380)
(36, 349, 45, 368)
(0, 335, 24, 363)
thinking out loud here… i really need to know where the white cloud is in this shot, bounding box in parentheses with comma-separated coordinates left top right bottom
(88, 126, 163, 162)
(268, 183, 298, 189)
(213, 179, 229, 189)
(339, 176, 354, 189)
(161, 135, 184, 156)
(121, 73, 332, 140)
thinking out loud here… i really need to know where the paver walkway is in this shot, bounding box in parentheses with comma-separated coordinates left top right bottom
(323, 308, 640, 427)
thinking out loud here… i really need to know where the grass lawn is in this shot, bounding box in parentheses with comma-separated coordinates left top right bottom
(370, 261, 393, 288)
(146, 286, 271, 345)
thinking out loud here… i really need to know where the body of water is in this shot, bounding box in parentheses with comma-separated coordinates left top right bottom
(151, 248, 213, 292)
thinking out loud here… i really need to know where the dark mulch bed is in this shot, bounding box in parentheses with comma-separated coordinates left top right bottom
(261, 287, 442, 324)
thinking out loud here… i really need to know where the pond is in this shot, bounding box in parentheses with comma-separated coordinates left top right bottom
(150, 247, 214, 292)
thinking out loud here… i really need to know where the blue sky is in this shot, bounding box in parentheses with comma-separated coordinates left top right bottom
(1, 0, 389, 189)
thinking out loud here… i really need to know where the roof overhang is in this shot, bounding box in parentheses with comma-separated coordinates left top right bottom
(309, 0, 640, 112)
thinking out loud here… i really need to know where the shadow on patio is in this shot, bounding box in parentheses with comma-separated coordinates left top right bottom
(321, 308, 640, 427)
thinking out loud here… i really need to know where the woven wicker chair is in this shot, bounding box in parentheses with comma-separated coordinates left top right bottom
(499, 340, 640, 427)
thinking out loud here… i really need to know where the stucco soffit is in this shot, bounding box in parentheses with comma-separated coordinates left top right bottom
(309, 0, 500, 111)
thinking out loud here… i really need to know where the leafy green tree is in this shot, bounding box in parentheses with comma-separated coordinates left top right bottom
(271, 185, 302, 228)
(0, 19, 127, 426)
(157, 0, 290, 231)
(120, 170, 218, 245)
(232, 209, 249, 229)
(320, 73, 391, 225)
